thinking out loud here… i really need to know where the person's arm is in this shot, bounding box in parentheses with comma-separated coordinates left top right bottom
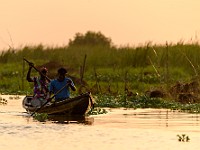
(67, 79, 76, 91)
(26, 63, 34, 82)
(46, 81, 54, 102)
(70, 84, 76, 91)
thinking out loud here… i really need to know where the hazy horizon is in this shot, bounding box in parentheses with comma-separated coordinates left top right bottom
(0, 0, 200, 51)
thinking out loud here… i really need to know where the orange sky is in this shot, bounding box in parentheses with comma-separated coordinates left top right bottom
(0, 0, 200, 50)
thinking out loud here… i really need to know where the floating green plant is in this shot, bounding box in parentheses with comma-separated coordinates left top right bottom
(9, 95, 20, 100)
(93, 94, 200, 113)
(0, 97, 7, 105)
(33, 113, 48, 122)
(177, 134, 190, 142)
(88, 107, 108, 115)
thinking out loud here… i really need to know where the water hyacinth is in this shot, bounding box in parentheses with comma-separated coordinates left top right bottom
(0, 96, 8, 105)
(93, 93, 200, 113)
(88, 107, 108, 115)
(177, 134, 190, 142)
(33, 113, 48, 122)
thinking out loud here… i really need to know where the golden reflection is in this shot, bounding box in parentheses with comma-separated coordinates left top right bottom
(47, 115, 94, 125)
(22, 113, 94, 125)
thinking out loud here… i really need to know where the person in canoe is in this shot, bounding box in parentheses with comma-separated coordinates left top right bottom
(26, 62, 50, 107)
(49, 67, 76, 102)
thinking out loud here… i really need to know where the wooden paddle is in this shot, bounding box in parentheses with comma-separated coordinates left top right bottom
(31, 83, 69, 116)
(23, 58, 51, 82)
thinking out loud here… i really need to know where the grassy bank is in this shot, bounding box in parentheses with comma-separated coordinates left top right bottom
(1, 43, 199, 93)
(1, 32, 200, 111)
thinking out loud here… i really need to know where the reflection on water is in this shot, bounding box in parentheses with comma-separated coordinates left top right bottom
(0, 96, 200, 150)
(122, 109, 200, 128)
(47, 115, 94, 125)
(91, 108, 200, 131)
(20, 112, 94, 125)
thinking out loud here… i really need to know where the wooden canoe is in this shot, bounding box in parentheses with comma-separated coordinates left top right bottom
(22, 92, 95, 115)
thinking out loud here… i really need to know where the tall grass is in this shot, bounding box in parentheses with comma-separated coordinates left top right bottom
(1, 42, 200, 95)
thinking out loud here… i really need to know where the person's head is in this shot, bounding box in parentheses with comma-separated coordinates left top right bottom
(58, 67, 67, 75)
(40, 67, 48, 77)
(57, 67, 67, 81)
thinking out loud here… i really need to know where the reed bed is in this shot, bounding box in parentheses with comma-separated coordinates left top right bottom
(1, 36, 200, 106)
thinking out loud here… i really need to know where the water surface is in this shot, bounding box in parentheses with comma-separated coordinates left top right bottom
(0, 95, 200, 150)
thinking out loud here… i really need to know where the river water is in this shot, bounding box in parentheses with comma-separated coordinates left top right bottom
(0, 95, 200, 150)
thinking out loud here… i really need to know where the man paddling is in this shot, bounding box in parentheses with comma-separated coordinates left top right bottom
(49, 67, 76, 102)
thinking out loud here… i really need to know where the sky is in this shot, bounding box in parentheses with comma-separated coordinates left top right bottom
(0, 0, 200, 50)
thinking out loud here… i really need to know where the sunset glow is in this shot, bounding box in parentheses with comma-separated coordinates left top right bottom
(0, 0, 200, 50)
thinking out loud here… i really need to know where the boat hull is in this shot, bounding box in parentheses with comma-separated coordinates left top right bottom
(22, 92, 95, 115)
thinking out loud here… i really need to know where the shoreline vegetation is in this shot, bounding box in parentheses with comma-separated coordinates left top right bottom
(1, 31, 200, 113)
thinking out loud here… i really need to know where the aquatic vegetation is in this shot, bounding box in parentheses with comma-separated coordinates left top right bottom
(177, 134, 190, 142)
(0, 95, 21, 105)
(88, 107, 108, 115)
(33, 113, 48, 122)
(8, 95, 20, 100)
(0, 96, 8, 105)
(94, 94, 200, 113)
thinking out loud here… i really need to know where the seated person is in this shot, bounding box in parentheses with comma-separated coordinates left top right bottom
(49, 67, 76, 102)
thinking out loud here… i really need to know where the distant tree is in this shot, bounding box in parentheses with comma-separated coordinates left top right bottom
(68, 31, 112, 47)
